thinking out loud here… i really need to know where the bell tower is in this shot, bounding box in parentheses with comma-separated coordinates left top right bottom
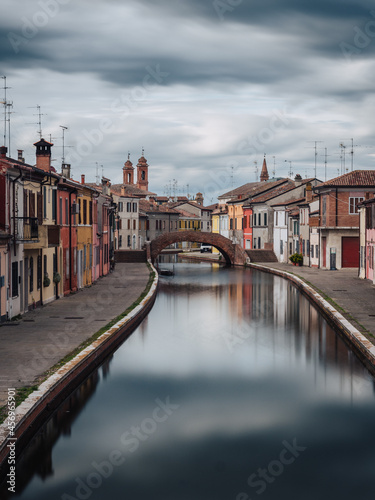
(123, 152, 134, 185)
(137, 149, 149, 191)
(260, 156, 269, 182)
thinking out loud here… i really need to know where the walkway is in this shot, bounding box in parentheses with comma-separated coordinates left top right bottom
(0, 263, 150, 407)
(253, 262, 375, 343)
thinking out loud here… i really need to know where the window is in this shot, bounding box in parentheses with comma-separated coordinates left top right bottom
(89, 201, 93, 225)
(302, 240, 305, 256)
(29, 257, 34, 292)
(128, 219, 131, 230)
(264, 213, 267, 226)
(133, 219, 136, 230)
(83, 199, 87, 225)
(258, 213, 261, 226)
(118, 202, 123, 212)
(307, 240, 310, 256)
(11, 262, 18, 298)
(349, 197, 364, 214)
(132, 202, 137, 212)
(65, 198, 69, 225)
(43, 186, 47, 218)
(78, 199, 82, 224)
(66, 249, 70, 279)
(311, 245, 314, 258)
(230, 219, 233, 230)
(280, 240, 283, 255)
(127, 202, 131, 212)
(163, 220, 166, 230)
(258, 237, 261, 249)
(59, 197, 63, 224)
(322, 196, 326, 225)
(127, 235, 131, 247)
(119, 235, 122, 248)
(275, 212, 278, 226)
(253, 214, 256, 226)
(37, 255, 42, 289)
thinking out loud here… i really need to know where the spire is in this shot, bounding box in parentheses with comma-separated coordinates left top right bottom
(260, 155, 269, 182)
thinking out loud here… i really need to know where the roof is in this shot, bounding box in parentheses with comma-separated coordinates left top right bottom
(224, 179, 288, 203)
(246, 180, 296, 204)
(173, 207, 200, 219)
(139, 199, 179, 214)
(271, 197, 305, 208)
(111, 183, 156, 197)
(315, 170, 375, 188)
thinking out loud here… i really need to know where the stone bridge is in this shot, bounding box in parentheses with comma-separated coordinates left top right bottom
(147, 231, 249, 266)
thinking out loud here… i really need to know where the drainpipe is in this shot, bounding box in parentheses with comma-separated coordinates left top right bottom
(69, 191, 72, 292)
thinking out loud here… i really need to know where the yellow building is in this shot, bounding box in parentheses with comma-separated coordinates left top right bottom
(76, 180, 95, 289)
(23, 141, 61, 308)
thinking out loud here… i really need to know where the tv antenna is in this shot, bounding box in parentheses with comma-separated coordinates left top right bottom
(306, 141, 323, 178)
(320, 147, 332, 182)
(28, 105, 45, 139)
(284, 160, 293, 178)
(6, 101, 14, 156)
(60, 125, 68, 164)
(1, 76, 11, 148)
(339, 142, 347, 174)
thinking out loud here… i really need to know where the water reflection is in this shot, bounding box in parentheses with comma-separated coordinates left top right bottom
(4, 263, 375, 500)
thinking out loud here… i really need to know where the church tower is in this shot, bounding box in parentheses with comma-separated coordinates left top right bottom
(136, 150, 149, 191)
(123, 153, 134, 185)
(260, 156, 269, 182)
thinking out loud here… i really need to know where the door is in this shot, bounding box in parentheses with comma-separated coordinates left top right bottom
(24, 259, 28, 312)
(322, 237, 327, 267)
(342, 237, 359, 268)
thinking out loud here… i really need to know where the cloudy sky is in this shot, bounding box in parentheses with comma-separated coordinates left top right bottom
(1, 0, 375, 202)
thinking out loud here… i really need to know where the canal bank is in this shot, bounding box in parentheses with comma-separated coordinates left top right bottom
(0, 263, 158, 467)
(250, 262, 375, 373)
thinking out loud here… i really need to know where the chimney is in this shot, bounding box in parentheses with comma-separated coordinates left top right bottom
(102, 177, 110, 196)
(34, 138, 53, 172)
(17, 149, 25, 163)
(294, 174, 302, 186)
(62, 164, 71, 179)
(306, 182, 313, 203)
(0, 146, 7, 159)
(81, 174, 85, 185)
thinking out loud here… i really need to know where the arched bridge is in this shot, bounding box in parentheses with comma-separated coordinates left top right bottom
(147, 231, 249, 266)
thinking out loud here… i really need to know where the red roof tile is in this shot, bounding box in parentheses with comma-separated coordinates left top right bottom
(317, 170, 375, 187)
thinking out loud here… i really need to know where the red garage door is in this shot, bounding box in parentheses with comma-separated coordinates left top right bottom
(342, 237, 359, 268)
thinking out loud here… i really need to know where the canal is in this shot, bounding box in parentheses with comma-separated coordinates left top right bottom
(3, 262, 375, 499)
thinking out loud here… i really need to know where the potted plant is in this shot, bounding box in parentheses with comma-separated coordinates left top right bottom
(289, 253, 303, 266)
(53, 272, 61, 284)
(43, 274, 51, 287)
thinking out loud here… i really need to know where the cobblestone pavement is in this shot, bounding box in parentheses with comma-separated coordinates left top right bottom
(0, 263, 150, 406)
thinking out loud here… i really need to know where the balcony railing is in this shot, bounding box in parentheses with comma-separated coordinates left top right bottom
(12, 217, 39, 241)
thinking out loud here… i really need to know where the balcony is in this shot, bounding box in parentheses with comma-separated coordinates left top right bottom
(12, 217, 39, 242)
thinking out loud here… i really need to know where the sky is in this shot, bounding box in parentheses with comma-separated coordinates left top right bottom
(1, 0, 375, 203)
